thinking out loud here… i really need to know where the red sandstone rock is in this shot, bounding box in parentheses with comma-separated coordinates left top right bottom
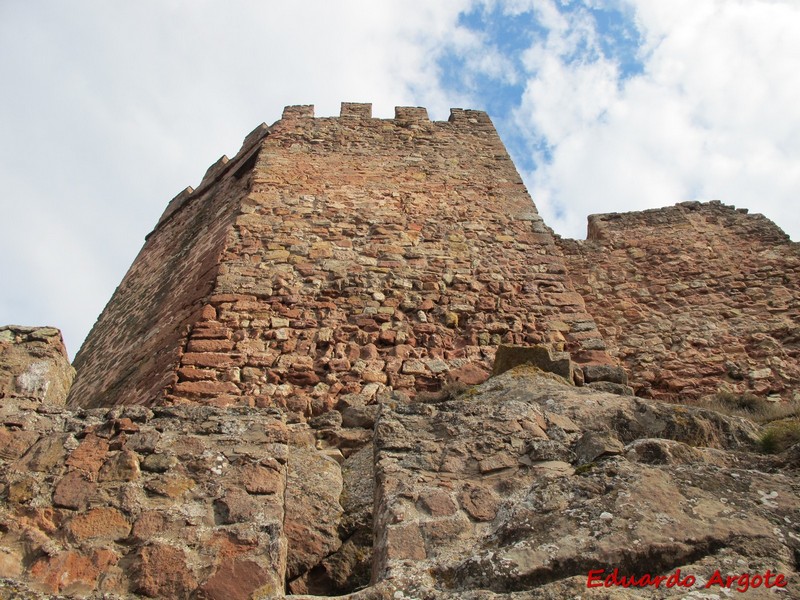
(132, 543, 197, 599)
(29, 549, 117, 594)
(0, 428, 39, 460)
(237, 463, 281, 495)
(66, 433, 110, 475)
(285, 445, 344, 580)
(173, 380, 240, 395)
(130, 511, 169, 542)
(15, 434, 70, 472)
(0, 326, 75, 405)
(458, 483, 500, 521)
(67, 507, 131, 542)
(417, 488, 458, 517)
(198, 558, 272, 600)
(446, 362, 490, 386)
(53, 471, 97, 510)
(98, 449, 140, 482)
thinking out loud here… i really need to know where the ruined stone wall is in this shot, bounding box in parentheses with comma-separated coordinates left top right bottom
(559, 201, 800, 402)
(71, 103, 610, 413)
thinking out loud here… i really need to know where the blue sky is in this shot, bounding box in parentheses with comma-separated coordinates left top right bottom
(437, 1, 647, 175)
(2, 0, 799, 357)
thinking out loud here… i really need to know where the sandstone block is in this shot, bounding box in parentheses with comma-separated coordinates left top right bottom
(285, 445, 344, 580)
(66, 433, 110, 475)
(382, 524, 426, 561)
(446, 362, 489, 386)
(238, 463, 282, 495)
(0, 326, 74, 405)
(582, 363, 628, 385)
(458, 483, 499, 521)
(141, 453, 177, 473)
(131, 511, 169, 542)
(7, 476, 37, 504)
(132, 543, 197, 599)
(199, 558, 274, 600)
(417, 488, 458, 517)
(186, 339, 235, 353)
(98, 449, 140, 482)
(492, 344, 573, 381)
(53, 471, 98, 510)
(29, 549, 114, 594)
(0, 427, 39, 460)
(214, 488, 260, 524)
(174, 380, 240, 395)
(181, 352, 237, 368)
(144, 473, 196, 498)
(16, 433, 70, 472)
(586, 380, 635, 395)
(68, 507, 131, 542)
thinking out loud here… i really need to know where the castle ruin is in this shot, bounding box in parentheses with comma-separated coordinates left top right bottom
(0, 103, 798, 599)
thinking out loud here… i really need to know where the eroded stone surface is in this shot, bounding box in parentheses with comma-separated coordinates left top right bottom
(372, 368, 798, 598)
(0, 326, 74, 405)
(0, 400, 289, 598)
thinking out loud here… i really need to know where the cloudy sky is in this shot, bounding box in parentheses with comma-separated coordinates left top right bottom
(2, 0, 799, 358)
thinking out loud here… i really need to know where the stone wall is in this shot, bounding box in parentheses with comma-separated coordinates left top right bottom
(70, 103, 611, 413)
(559, 201, 800, 401)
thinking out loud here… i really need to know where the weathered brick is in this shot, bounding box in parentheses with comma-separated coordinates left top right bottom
(173, 380, 240, 395)
(180, 352, 237, 368)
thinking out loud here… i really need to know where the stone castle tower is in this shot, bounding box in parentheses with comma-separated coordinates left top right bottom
(68, 103, 612, 412)
(2, 103, 799, 598)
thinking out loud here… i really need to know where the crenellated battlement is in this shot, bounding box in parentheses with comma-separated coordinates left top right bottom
(279, 101, 490, 124)
(153, 103, 495, 236)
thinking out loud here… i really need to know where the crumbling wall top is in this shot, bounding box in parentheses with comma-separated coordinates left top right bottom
(586, 200, 793, 246)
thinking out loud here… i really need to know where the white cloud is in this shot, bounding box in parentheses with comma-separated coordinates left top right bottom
(510, 0, 800, 240)
(0, 0, 473, 356)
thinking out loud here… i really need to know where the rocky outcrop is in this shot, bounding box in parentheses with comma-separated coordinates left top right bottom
(1, 326, 799, 598)
(0, 326, 74, 405)
(371, 368, 797, 598)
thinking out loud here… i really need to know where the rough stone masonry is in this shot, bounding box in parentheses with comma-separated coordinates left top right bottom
(1, 103, 798, 599)
(67, 103, 614, 414)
